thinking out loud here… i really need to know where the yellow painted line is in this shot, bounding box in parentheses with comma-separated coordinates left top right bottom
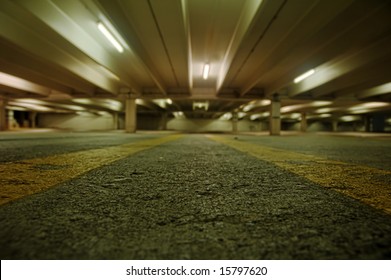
(0, 134, 183, 205)
(209, 135, 391, 215)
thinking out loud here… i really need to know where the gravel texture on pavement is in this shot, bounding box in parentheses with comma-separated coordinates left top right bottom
(0, 131, 161, 163)
(0, 134, 391, 259)
(238, 134, 391, 171)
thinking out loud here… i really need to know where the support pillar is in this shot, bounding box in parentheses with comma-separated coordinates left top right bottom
(300, 112, 307, 132)
(29, 112, 37, 128)
(0, 99, 6, 131)
(7, 110, 14, 130)
(112, 112, 119, 130)
(125, 98, 137, 133)
(159, 112, 168, 130)
(332, 120, 338, 132)
(270, 94, 281, 135)
(232, 111, 238, 134)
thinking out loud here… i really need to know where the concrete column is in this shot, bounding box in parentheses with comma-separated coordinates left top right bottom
(7, 110, 14, 130)
(0, 99, 6, 131)
(232, 111, 238, 134)
(29, 112, 37, 128)
(112, 112, 119, 130)
(300, 112, 307, 132)
(125, 98, 137, 133)
(270, 94, 281, 135)
(159, 112, 168, 130)
(332, 120, 338, 132)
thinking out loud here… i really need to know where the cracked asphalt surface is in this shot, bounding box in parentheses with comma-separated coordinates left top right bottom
(0, 133, 391, 259)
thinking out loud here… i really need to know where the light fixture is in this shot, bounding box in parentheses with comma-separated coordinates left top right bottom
(340, 115, 360, 122)
(294, 69, 315, 83)
(192, 101, 209, 111)
(97, 22, 123, 53)
(203, 63, 210, 80)
(173, 111, 185, 119)
(349, 102, 389, 111)
(9, 101, 52, 112)
(238, 112, 247, 119)
(219, 112, 232, 121)
(242, 103, 254, 112)
(250, 112, 270, 120)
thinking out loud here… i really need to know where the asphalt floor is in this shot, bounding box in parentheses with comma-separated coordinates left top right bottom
(0, 131, 390, 259)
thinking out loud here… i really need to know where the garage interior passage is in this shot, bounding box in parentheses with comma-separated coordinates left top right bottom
(0, 0, 391, 133)
(0, 0, 391, 260)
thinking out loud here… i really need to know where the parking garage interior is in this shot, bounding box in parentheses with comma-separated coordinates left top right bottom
(1, 0, 391, 260)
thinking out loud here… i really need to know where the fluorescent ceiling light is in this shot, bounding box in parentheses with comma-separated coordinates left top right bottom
(294, 69, 315, 83)
(242, 104, 255, 112)
(166, 99, 172, 105)
(250, 114, 261, 121)
(311, 101, 332, 107)
(242, 100, 271, 112)
(97, 111, 110, 116)
(349, 102, 389, 112)
(193, 101, 209, 111)
(281, 104, 306, 113)
(9, 101, 52, 112)
(17, 98, 46, 105)
(97, 22, 123, 53)
(153, 99, 168, 109)
(173, 111, 185, 119)
(315, 107, 335, 114)
(77, 111, 95, 116)
(6, 106, 28, 111)
(203, 64, 210, 80)
(250, 111, 270, 120)
(238, 112, 247, 119)
(340, 115, 360, 122)
(290, 113, 301, 119)
(219, 112, 232, 121)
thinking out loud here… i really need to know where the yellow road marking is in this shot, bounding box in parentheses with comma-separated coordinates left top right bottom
(209, 135, 391, 215)
(0, 134, 183, 205)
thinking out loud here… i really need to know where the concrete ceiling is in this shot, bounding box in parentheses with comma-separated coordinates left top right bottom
(0, 0, 391, 121)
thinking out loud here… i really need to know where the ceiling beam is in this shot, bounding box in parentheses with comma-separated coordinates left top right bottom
(215, 0, 264, 94)
(13, 0, 142, 95)
(265, 0, 389, 98)
(309, 56, 391, 99)
(0, 3, 122, 96)
(288, 34, 391, 98)
(92, 0, 167, 95)
(356, 82, 391, 100)
(0, 42, 93, 96)
(239, 0, 357, 97)
(180, 0, 193, 94)
(0, 72, 51, 97)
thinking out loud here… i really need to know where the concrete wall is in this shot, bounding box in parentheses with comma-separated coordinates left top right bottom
(283, 120, 366, 132)
(38, 113, 116, 131)
(38, 113, 267, 133)
(166, 118, 264, 132)
(37, 112, 389, 133)
(137, 115, 162, 130)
